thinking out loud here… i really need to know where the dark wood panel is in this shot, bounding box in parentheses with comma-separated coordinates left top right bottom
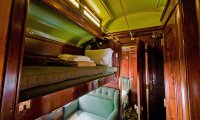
(182, 0, 200, 119)
(111, 26, 163, 39)
(129, 52, 137, 104)
(163, 26, 177, 120)
(23, 36, 84, 66)
(0, 0, 28, 119)
(162, 0, 197, 119)
(25, 35, 83, 56)
(148, 39, 165, 120)
(0, 0, 13, 105)
(120, 52, 129, 77)
(15, 75, 115, 120)
(137, 40, 145, 120)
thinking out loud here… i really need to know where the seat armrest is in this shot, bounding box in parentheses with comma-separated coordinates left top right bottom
(107, 108, 118, 120)
(63, 100, 79, 120)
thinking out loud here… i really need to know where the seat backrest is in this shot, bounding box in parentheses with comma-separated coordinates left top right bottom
(122, 77, 130, 91)
(78, 87, 119, 118)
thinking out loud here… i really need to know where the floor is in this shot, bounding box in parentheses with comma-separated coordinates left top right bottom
(123, 106, 138, 120)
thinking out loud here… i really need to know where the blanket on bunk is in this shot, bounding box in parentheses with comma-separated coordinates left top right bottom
(46, 58, 96, 67)
(20, 66, 117, 91)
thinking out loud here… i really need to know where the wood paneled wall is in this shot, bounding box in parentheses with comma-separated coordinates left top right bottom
(0, 0, 13, 104)
(121, 48, 137, 104)
(182, 0, 200, 119)
(0, 0, 28, 120)
(162, 0, 200, 119)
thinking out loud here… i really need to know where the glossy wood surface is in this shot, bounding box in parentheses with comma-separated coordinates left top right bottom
(182, 0, 200, 119)
(0, 0, 28, 119)
(15, 75, 115, 120)
(120, 52, 129, 77)
(23, 36, 84, 66)
(137, 40, 145, 120)
(148, 39, 165, 120)
(25, 34, 84, 56)
(129, 51, 138, 104)
(0, 0, 13, 105)
(161, 0, 198, 119)
(120, 48, 137, 104)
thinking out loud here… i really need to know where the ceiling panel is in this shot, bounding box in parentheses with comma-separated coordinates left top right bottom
(86, 0, 167, 32)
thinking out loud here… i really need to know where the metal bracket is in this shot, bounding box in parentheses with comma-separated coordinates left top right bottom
(19, 100, 31, 111)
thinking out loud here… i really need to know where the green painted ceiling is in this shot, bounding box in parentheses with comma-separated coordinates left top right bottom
(27, 0, 94, 47)
(85, 0, 166, 32)
(27, 0, 167, 47)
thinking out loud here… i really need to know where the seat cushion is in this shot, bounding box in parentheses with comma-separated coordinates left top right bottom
(79, 94, 114, 118)
(65, 110, 106, 120)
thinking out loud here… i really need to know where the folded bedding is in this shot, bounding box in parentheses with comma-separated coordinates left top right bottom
(58, 54, 91, 62)
(64, 61, 96, 67)
(20, 66, 117, 91)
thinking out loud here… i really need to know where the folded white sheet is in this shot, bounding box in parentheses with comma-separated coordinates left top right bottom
(58, 54, 92, 62)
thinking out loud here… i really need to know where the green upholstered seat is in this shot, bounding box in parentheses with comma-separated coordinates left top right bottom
(63, 86, 119, 120)
(121, 78, 130, 108)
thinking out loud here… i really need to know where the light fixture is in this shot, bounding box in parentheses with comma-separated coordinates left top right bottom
(119, 0, 135, 40)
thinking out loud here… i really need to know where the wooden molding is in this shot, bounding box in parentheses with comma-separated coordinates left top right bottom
(1, 0, 28, 119)
(111, 26, 163, 38)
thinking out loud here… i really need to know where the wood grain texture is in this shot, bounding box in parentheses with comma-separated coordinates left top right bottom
(162, 0, 198, 119)
(182, 0, 200, 119)
(23, 36, 84, 66)
(0, 0, 13, 105)
(15, 75, 115, 120)
(0, 0, 28, 119)
(163, 27, 177, 120)
(137, 40, 145, 120)
(148, 39, 165, 120)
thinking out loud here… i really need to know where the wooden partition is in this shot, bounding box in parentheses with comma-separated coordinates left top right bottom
(162, 0, 200, 119)
(0, 0, 28, 119)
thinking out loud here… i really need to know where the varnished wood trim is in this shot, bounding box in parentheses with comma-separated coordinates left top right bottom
(111, 26, 163, 38)
(26, 33, 83, 50)
(0, 0, 13, 106)
(0, 0, 28, 119)
(162, 1, 180, 28)
(160, 0, 171, 21)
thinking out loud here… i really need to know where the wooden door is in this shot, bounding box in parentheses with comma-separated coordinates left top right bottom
(148, 40, 166, 120)
(137, 40, 145, 120)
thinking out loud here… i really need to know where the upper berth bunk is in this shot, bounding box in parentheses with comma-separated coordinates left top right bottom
(16, 0, 120, 119)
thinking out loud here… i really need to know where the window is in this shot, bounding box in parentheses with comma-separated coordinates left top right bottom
(69, 0, 79, 8)
(83, 6, 101, 27)
(68, 0, 101, 27)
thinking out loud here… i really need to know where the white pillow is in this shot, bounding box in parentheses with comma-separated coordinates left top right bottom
(85, 48, 113, 67)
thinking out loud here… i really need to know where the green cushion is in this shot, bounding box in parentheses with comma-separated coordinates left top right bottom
(89, 87, 116, 100)
(79, 94, 114, 118)
(65, 110, 106, 120)
(63, 100, 79, 119)
(63, 87, 119, 120)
